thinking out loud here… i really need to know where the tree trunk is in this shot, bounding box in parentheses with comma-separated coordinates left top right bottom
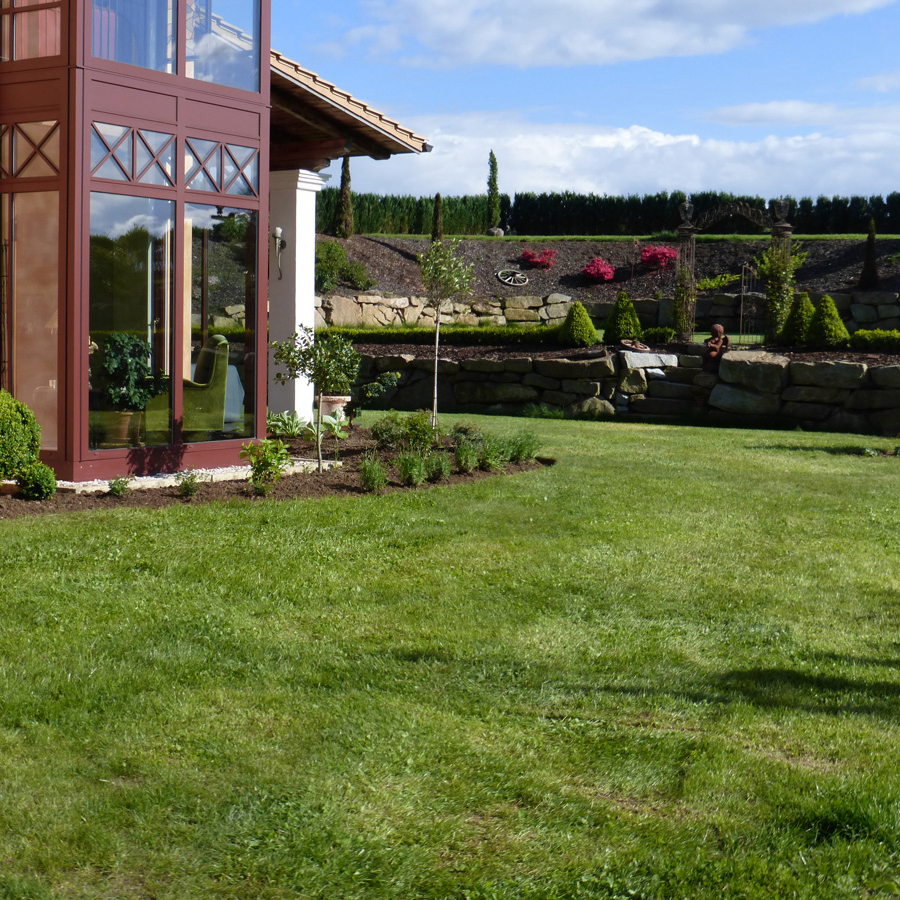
(432, 308, 441, 429)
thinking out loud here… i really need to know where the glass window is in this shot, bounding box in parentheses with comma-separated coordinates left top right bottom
(3, 191, 60, 450)
(89, 193, 174, 449)
(185, 0, 260, 93)
(91, 0, 174, 74)
(184, 203, 256, 441)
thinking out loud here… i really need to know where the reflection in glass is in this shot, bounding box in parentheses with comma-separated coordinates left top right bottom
(179, 203, 256, 441)
(6, 192, 60, 450)
(11, 7, 60, 59)
(89, 193, 174, 449)
(91, 0, 174, 73)
(185, 0, 260, 92)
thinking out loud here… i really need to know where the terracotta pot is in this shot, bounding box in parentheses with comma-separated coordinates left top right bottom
(319, 394, 351, 417)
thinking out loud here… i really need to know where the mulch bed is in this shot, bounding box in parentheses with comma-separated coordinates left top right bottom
(0, 427, 547, 522)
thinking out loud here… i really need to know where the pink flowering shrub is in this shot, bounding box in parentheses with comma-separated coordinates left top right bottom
(581, 257, 615, 282)
(640, 244, 677, 269)
(521, 248, 558, 269)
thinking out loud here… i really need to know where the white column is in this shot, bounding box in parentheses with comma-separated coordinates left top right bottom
(267, 169, 328, 417)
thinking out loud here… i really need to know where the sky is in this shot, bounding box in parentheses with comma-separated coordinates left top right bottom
(269, 0, 900, 202)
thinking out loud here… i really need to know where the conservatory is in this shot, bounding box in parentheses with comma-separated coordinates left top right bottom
(0, 0, 428, 480)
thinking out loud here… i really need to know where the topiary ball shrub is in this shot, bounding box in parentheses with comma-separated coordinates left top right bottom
(642, 326, 676, 345)
(0, 390, 41, 480)
(807, 295, 850, 350)
(15, 461, 56, 500)
(557, 301, 598, 347)
(780, 292, 815, 346)
(603, 291, 644, 344)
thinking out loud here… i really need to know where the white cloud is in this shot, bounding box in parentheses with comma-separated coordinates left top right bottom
(855, 68, 900, 92)
(709, 100, 900, 131)
(341, 113, 900, 200)
(344, 0, 898, 67)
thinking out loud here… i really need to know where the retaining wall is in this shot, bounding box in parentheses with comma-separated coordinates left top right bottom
(359, 348, 900, 436)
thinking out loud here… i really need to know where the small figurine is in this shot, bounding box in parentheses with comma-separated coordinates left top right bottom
(703, 323, 729, 371)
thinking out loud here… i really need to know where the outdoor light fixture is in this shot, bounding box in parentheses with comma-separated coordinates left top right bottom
(273, 226, 287, 280)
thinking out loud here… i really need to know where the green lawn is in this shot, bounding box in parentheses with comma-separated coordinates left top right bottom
(3, 417, 900, 899)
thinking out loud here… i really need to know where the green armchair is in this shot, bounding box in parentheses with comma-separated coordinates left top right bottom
(143, 334, 230, 442)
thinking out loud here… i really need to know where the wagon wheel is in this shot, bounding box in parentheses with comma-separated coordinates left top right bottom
(497, 269, 528, 286)
(620, 339, 650, 352)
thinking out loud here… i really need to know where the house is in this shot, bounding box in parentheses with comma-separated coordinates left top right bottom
(0, 0, 429, 481)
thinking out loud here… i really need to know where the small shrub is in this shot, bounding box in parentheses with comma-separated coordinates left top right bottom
(397, 452, 427, 487)
(849, 329, 900, 352)
(15, 461, 56, 500)
(807, 295, 850, 350)
(314, 240, 374, 293)
(454, 440, 479, 474)
(479, 435, 511, 472)
(0, 389, 41, 480)
(696, 273, 741, 292)
(521, 248, 557, 269)
(107, 475, 133, 497)
(451, 420, 484, 446)
(343, 259, 376, 290)
(267, 410, 309, 438)
(521, 402, 565, 419)
(175, 468, 204, 499)
(425, 451, 452, 482)
(603, 290, 644, 344)
(581, 257, 615, 282)
(558, 301, 598, 348)
(402, 409, 441, 452)
(640, 244, 677, 269)
(642, 326, 676, 345)
(508, 431, 541, 463)
(359, 453, 388, 494)
(240, 439, 291, 495)
(371, 411, 406, 449)
(780, 293, 815, 345)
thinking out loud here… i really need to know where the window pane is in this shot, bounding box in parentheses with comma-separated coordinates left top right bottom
(185, 0, 260, 93)
(89, 193, 174, 449)
(10, 191, 59, 450)
(184, 203, 256, 441)
(13, 8, 60, 59)
(91, 0, 174, 74)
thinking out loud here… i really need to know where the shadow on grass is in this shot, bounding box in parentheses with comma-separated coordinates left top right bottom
(747, 443, 893, 456)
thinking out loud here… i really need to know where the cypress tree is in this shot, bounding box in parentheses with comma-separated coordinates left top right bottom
(807, 295, 850, 349)
(332, 156, 354, 238)
(487, 150, 501, 231)
(604, 291, 644, 344)
(431, 193, 444, 243)
(858, 217, 880, 289)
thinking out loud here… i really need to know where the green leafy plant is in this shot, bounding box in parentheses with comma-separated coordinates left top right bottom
(697, 273, 741, 292)
(425, 451, 452, 482)
(0, 389, 41, 480)
(454, 439, 479, 474)
(107, 475, 133, 497)
(97, 332, 167, 411)
(557, 301, 598, 347)
(521, 402, 565, 420)
(266, 410, 310, 438)
(314, 241, 374, 293)
(508, 431, 541, 463)
(359, 453, 388, 494)
(417, 239, 475, 426)
(642, 326, 676, 345)
(270, 327, 361, 472)
(239, 439, 291, 495)
(174, 468, 204, 499)
(780, 292, 816, 345)
(478, 435, 511, 472)
(450, 420, 484, 445)
(754, 242, 808, 342)
(603, 290, 644, 344)
(348, 371, 401, 424)
(849, 329, 900, 352)
(397, 452, 427, 487)
(15, 461, 56, 500)
(807, 295, 850, 350)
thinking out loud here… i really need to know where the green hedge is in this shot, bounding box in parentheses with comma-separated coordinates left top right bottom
(849, 329, 900, 352)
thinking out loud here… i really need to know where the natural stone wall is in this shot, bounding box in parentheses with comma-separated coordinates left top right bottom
(321, 289, 900, 336)
(358, 348, 900, 436)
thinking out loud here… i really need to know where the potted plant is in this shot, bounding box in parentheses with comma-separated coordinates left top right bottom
(97, 332, 167, 443)
(270, 326, 360, 472)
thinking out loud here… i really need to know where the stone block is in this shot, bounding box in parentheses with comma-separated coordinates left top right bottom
(544, 303, 569, 319)
(679, 355, 703, 369)
(410, 358, 459, 375)
(869, 409, 900, 435)
(374, 354, 416, 372)
(782, 385, 849, 404)
(542, 390, 578, 406)
(719, 351, 789, 393)
(851, 304, 879, 324)
(545, 293, 572, 305)
(790, 360, 868, 389)
(504, 295, 544, 310)
(460, 359, 506, 373)
(324, 296, 362, 327)
(658, 299, 674, 327)
(870, 366, 900, 388)
(629, 396, 692, 417)
(632, 299, 659, 325)
(845, 389, 900, 411)
(534, 357, 617, 379)
(828, 410, 870, 433)
(455, 315, 479, 327)
(663, 366, 698, 384)
(648, 380, 694, 401)
(504, 357, 534, 374)
(853, 291, 899, 306)
(472, 300, 503, 316)
(693, 373, 720, 390)
(561, 379, 601, 396)
(568, 397, 615, 418)
(477, 316, 506, 327)
(454, 382, 538, 404)
(618, 369, 648, 394)
(878, 304, 900, 319)
(781, 401, 837, 422)
(504, 308, 542, 322)
(523, 373, 559, 390)
(709, 383, 782, 416)
(618, 350, 679, 369)
(879, 318, 900, 331)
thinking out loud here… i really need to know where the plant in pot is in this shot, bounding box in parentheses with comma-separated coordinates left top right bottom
(97, 332, 168, 444)
(270, 326, 361, 472)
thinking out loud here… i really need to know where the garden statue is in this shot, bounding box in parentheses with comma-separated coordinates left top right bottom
(703, 323, 730, 371)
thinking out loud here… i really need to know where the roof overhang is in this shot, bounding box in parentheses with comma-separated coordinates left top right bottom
(270, 51, 432, 172)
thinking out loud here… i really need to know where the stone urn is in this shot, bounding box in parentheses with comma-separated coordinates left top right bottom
(319, 394, 351, 417)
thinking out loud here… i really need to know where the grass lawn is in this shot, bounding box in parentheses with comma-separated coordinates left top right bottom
(2, 416, 900, 899)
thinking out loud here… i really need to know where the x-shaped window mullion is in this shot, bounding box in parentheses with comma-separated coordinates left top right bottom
(134, 132, 174, 184)
(92, 126, 131, 178)
(188, 139, 221, 191)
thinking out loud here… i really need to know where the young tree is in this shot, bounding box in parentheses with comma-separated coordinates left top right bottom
(332, 156, 354, 238)
(417, 239, 474, 427)
(431, 192, 444, 243)
(858, 217, 880, 289)
(487, 150, 501, 231)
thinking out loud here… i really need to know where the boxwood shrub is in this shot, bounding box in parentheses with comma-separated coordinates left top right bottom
(0, 389, 41, 480)
(849, 329, 900, 352)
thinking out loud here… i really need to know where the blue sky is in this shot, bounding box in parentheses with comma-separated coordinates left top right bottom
(270, 0, 900, 201)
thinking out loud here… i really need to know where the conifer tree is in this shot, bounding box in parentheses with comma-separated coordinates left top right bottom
(858, 217, 880, 289)
(431, 193, 444, 243)
(487, 150, 501, 231)
(332, 156, 354, 238)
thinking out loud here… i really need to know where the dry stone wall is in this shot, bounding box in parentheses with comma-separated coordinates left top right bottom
(359, 348, 900, 435)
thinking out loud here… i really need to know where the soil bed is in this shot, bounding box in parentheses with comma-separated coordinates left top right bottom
(0, 428, 546, 522)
